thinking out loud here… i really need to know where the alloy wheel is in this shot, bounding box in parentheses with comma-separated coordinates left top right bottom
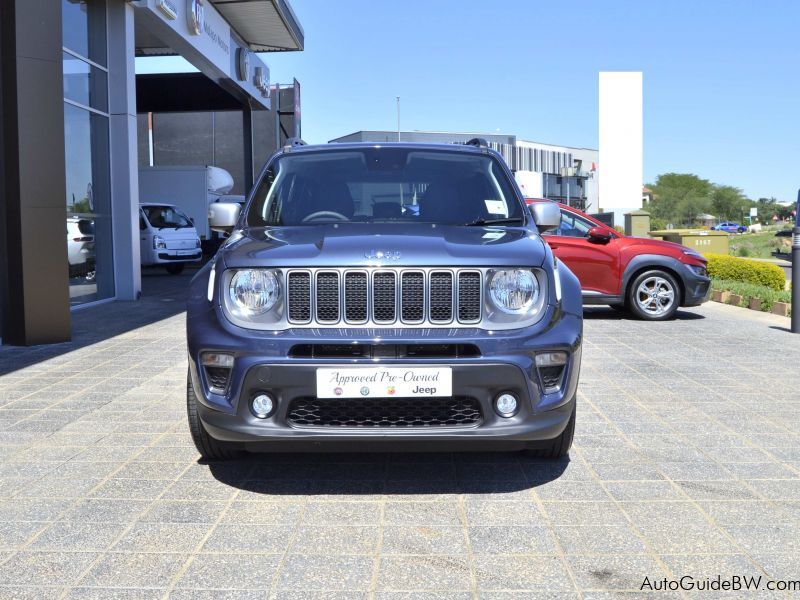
(635, 276, 675, 317)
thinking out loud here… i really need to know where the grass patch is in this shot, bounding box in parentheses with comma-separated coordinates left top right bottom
(728, 229, 793, 259)
(711, 278, 791, 312)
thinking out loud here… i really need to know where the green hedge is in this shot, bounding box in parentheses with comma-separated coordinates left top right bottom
(711, 279, 791, 312)
(705, 253, 785, 290)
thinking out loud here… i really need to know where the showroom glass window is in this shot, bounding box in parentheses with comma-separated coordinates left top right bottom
(63, 0, 113, 305)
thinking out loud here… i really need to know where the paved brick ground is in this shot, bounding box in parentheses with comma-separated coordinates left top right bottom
(1, 273, 799, 598)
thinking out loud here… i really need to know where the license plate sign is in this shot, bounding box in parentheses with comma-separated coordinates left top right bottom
(316, 367, 452, 399)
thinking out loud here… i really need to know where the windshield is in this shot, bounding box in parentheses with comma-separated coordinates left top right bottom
(246, 147, 524, 227)
(142, 205, 192, 229)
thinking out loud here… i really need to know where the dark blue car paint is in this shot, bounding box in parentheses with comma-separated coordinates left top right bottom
(186, 142, 583, 449)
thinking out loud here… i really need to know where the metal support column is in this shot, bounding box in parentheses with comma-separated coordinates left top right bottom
(792, 189, 800, 333)
(0, 0, 71, 344)
(242, 100, 254, 196)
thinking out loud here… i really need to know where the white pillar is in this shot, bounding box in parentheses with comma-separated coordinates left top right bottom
(598, 72, 643, 226)
(107, 0, 141, 300)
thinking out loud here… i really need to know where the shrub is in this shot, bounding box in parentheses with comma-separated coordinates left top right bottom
(705, 253, 785, 290)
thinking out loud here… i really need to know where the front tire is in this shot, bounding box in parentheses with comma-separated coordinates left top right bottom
(166, 263, 185, 275)
(187, 370, 238, 461)
(627, 269, 680, 321)
(523, 402, 575, 458)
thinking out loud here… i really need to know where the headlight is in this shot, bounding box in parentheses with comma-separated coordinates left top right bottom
(229, 269, 280, 315)
(153, 235, 166, 249)
(687, 264, 708, 277)
(195, 237, 201, 248)
(489, 269, 539, 314)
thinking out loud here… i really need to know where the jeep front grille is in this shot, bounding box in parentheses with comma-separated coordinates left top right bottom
(285, 268, 483, 326)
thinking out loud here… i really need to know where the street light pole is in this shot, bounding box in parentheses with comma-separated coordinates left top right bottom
(396, 97, 400, 142)
(792, 188, 800, 333)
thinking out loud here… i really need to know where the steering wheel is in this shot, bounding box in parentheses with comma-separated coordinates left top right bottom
(302, 210, 349, 223)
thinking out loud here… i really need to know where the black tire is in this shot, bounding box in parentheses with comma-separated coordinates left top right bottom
(626, 269, 680, 321)
(187, 370, 238, 461)
(522, 402, 575, 458)
(166, 263, 185, 275)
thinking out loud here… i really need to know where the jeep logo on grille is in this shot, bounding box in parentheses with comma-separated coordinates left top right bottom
(365, 250, 401, 261)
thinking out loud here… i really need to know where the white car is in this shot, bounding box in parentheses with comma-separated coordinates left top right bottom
(139, 203, 202, 275)
(67, 217, 95, 280)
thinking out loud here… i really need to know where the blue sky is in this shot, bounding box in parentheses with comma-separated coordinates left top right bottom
(137, 0, 799, 202)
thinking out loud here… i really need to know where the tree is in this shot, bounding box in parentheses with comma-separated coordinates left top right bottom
(646, 173, 712, 227)
(710, 185, 750, 221)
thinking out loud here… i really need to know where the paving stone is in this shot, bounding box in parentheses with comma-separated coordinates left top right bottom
(0, 551, 99, 585)
(78, 552, 188, 588)
(277, 554, 374, 591)
(139, 500, 228, 524)
(381, 526, 467, 555)
(384, 501, 462, 526)
(463, 499, 541, 526)
(474, 555, 573, 591)
(468, 526, 554, 555)
(302, 501, 382, 525)
(2, 280, 800, 595)
(175, 553, 280, 590)
(201, 524, 294, 553)
(554, 525, 648, 555)
(378, 555, 473, 591)
(566, 554, 670, 592)
(62, 498, 151, 523)
(112, 523, 211, 553)
(290, 525, 381, 554)
(28, 521, 127, 551)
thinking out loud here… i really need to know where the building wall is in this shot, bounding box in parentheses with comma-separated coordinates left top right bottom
(136, 88, 298, 196)
(330, 130, 599, 211)
(599, 72, 643, 222)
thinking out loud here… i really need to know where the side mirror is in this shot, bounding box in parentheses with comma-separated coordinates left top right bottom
(528, 202, 561, 233)
(588, 226, 612, 243)
(209, 202, 241, 234)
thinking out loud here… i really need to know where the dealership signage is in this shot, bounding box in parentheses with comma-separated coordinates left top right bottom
(236, 48, 251, 82)
(143, 0, 230, 74)
(156, 0, 177, 19)
(137, 0, 271, 109)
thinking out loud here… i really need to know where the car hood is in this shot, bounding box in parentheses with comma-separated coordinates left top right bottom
(220, 223, 547, 269)
(622, 235, 706, 261)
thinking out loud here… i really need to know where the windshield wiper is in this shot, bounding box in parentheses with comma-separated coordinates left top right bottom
(464, 217, 523, 226)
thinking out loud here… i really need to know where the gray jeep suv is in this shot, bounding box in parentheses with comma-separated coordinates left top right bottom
(186, 140, 583, 459)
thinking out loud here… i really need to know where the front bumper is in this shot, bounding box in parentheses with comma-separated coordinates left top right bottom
(187, 302, 582, 450)
(156, 251, 202, 263)
(681, 266, 711, 307)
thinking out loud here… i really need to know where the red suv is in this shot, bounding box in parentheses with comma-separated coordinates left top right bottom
(528, 200, 710, 320)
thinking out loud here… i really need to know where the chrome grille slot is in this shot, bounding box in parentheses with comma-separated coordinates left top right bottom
(344, 271, 368, 323)
(286, 271, 311, 323)
(315, 271, 340, 323)
(284, 268, 482, 327)
(372, 271, 397, 323)
(458, 271, 482, 323)
(400, 271, 425, 323)
(429, 271, 454, 323)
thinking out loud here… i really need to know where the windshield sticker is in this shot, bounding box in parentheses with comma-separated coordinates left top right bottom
(484, 200, 506, 214)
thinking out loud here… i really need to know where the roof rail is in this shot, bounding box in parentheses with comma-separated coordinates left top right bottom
(465, 137, 488, 148)
(283, 137, 307, 152)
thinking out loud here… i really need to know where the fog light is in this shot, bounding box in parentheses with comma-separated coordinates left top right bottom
(251, 393, 275, 419)
(535, 352, 568, 394)
(201, 352, 234, 368)
(495, 393, 518, 418)
(535, 352, 567, 367)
